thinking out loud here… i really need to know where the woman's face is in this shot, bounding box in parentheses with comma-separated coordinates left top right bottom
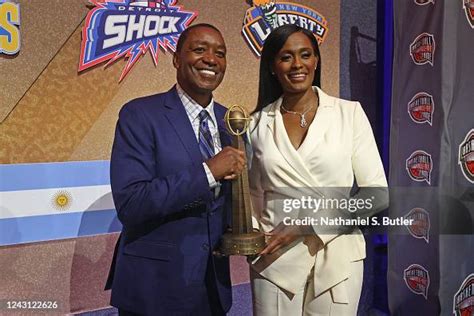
(272, 32, 318, 95)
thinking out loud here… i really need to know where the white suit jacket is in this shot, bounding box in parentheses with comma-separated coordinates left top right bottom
(249, 87, 388, 303)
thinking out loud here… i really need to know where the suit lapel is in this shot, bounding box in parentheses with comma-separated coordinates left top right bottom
(265, 99, 278, 136)
(262, 97, 313, 186)
(297, 87, 334, 159)
(273, 108, 318, 187)
(163, 87, 203, 165)
(265, 89, 334, 187)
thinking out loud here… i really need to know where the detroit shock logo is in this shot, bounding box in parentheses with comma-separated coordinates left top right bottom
(458, 129, 474, 184)
(410, 32, 435, 66)
(408, 92, 434, 125)
(242, 0, 328, 57)
(453, 274, 474, 316)
(403, 264, 430, 299)
(78, 0, 197, 81)
(464, 0, 474, 28)
(406, 150, 433, 184)
(404, 207, 430, 243)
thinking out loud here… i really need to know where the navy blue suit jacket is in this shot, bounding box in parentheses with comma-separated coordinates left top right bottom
(106, 87, 232, 315)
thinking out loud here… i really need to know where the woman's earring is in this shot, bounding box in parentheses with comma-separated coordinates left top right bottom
(271, 72, 275, 75)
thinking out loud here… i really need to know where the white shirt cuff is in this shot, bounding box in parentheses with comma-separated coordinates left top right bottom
(203, 162, 219, 189)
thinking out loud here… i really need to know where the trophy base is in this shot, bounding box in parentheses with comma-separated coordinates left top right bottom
(220, 232, 266, 256)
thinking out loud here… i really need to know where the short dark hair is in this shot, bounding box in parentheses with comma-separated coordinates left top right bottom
(175, 23, 222, 53)
(255, 24, 321, 113)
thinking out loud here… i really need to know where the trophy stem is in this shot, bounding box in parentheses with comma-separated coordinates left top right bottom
(220, 105, 266, 256)
(232, 135, 253, 234)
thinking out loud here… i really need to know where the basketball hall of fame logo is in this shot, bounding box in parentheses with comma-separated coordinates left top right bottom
(408, 92, 434, 126)
(414, 0, 434, 5)
(404, 208, 430, 243)
(406, 150, 433, 185)
(464, 0, 474, 28)
(410, 32, 435, 66)
(453, 274, 473, 316)
(403, 264, 430, 299)
(458, 129, 474, 184)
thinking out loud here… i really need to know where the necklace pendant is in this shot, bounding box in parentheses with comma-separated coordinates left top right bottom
(300, 115, 307, 128)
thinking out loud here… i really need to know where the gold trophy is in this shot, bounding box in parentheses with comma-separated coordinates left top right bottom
(220, 105, 266, 256)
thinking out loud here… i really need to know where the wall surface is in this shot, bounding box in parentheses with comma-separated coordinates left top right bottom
(0, 0, 340, 164)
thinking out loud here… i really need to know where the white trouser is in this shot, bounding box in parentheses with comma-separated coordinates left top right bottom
(250, 260, 364, 316)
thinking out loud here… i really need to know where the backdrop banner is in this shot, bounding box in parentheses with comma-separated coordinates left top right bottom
(390, 1, 474, 315)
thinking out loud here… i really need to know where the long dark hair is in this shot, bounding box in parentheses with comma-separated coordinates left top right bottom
(254, 24, 321, 113)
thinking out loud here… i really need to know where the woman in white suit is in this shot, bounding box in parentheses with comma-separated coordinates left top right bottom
(249, 24, 388, 315)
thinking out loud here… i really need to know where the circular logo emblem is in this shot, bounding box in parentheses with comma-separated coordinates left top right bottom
(458, 129, 474, 184)
(52, 190, 72, 211)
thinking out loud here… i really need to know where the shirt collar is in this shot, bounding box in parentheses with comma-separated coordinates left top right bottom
(176, 84, 216, 126)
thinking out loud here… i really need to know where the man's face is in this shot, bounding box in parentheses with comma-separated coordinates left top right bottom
(173, 27, 227, 99)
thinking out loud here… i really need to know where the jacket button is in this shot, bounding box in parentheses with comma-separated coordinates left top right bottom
(201, 243, 210, 251)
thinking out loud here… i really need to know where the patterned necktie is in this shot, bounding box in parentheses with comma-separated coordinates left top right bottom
(198, 110, 215, 160)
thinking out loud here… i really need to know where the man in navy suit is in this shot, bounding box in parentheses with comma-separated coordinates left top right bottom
(106, 23, 245, 315)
